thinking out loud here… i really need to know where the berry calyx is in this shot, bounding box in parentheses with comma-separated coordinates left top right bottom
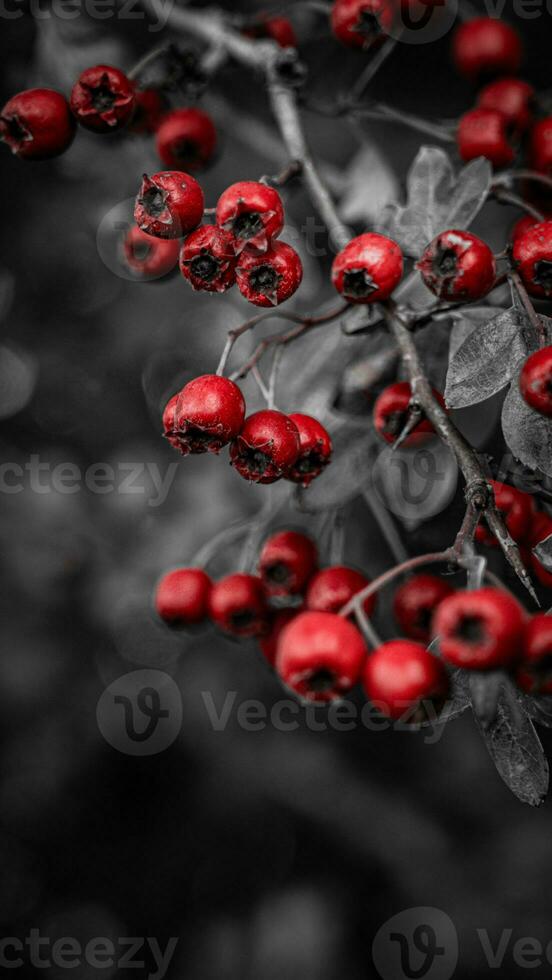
(230, 410, 300, 484)
(332, 233, 403, 304)
(373, 382, 445, 446)
(236, 241, 303, 307)
(520, 347, 552, 418)
(0, 88, 75, 160)
(134, 170, 204, 240)
(215, 181, 285, 253)
(155, 567, 212, 626)
(530, 118, 552, 178)
(517, 614, 552, 695)
(128, 86, 166, 134)
(393, 574, 455, 643)
(475, 480, 533, 546)
(276, 610, 367, 703)
(179, 225, 237, 293)
(70, 65, 136, 133)
(452, 18, 523, 80)
(168, 375, 246, 456)
(305, 565, 376, 617)
(457, 108, 515, 168)
(477, 78, 534, 135)
(330, 0, 395, 49)
(417, 230, 497, 302)
(528, 512, 552, 589)
(259, 530, 318, 596)
(260, 609, 297, 666)
(208, 573, 270, 637)
(243, 15, 297, 48)
(122, 226, 180, 280)
(512, 220, 552, 299)
(284, 413, 333, 487)
(363, 641, 449, 722)
(155, 107, 217, 172)
(433, 587, 526, 670)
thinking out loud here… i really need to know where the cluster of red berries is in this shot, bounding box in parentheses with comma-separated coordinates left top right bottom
(162, 375, 332, 486)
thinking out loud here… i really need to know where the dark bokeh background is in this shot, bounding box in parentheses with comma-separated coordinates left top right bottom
(1, 2, 552, 978)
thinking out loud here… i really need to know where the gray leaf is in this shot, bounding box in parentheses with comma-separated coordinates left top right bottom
(445, 157, 493, 230)
(522, 693, 552, 730)
(502, 378, 552, 478)
(445, 308, 525, 409)
(534, 532, 552, 572)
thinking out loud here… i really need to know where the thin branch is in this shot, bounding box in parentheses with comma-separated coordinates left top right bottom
(347, 37, 398, 103)
(509, 270, 547, 347)
(340, 551, 454, 618)
(492, 185, 544, 222)
(348, 102, 456, 143)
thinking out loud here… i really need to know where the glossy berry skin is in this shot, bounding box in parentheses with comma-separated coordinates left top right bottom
(243, 16, 297, 48)
(134, 171, 204, 240)
(393, 574, 455, 644)
(530, 118, 552, 177)
(417, 230, 496, 302)
(452, 18, 523, 80)
(512, 221, 552, 299)
(259, 530, 318, 597)
(477, 78, 534, 135)
(363, 641, 449, 722)
(332, 233, 403, 304)
(511, 214, 540, 244)
(122, 226, 180, 280)
(156, 108, 217, 173)
(373, 382, 445, 446)
(208, 573, 270, 638)
(517, 615, 552, 695)
(230, 410, 300, 484)
(276, 610, 367, 703)
(457, 108, 515, 168)
(162, 393, 182, 452)
(260, 609, 297, 666)
(433, 587, 525, 670)
(284, 413, 333, 487)
(331, 0, 395, 49)
(475, 480, 533, 547)
(155, 567, 212, 626)
(236, 241, 303, 307)
(170, 375, 246, 456)
(128, 86, 166, 134)
(528, 512, 552, 589)
(179, 225, 237, 293)
(0, 89, 75, 161)
(520, 347, 552, 418)
(70, 65, 136, 133)
(216, 181, 284, 253)
(305, 565, 376, 618)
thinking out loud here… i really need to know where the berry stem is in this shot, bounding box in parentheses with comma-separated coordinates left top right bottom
(348, 102, 456, 143)
(347, 37, 398, 104)
(339, 551, 454, 618)
(492, 184, 544, 221)
(509, 269, 547, 347)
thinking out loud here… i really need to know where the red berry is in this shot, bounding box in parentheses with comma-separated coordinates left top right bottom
(169, 375, 246, 456)
(216, 181, 284, 253)
(530, 118, 552, 177)
(511, 214, 540, 244)
(528, 512, 552, 589)
(393, 574, 455, 643)
(363, 641, 449, 722)
(276, 610, 367, 703)
(134, 171, 204, 240)
(70, 65, 136, 133)
(236, 241, 303, 307)
(457, 108, 515, 169)
(284, 413, 333, 487)
(0, 88, 75, 160)
(208, 573, 270, 637)
(517, 614, 552, 694)
(122, 226, 180, 280)
(155, 567, 212, 626)
(520, 347, 552, 418)
(452, 18, 523, 80)
(260, 609, 297, 666)
(475, 480, 533, 546)
(128, 86, 166, 134)
(179, 225, 237, 293)
(512, 220, 552, 299)
(162, 393, 182, 452)
(155, 107, 217, 173)
(259, 530, 318, 596)
(417, 230, 497, 302)
(331, 0, 395, 49)
(331, 233, 403, 304)
(477, 78, 534, 134)
(433, 587, 525, 670)
(305, 565, 376, 617)
(373, 381, 445, 446)
(243, 15, 297, 48)
(230, 410, 300, 484)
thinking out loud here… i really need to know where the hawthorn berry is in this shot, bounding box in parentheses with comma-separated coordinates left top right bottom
(122, 226, 180, 280)
(230, 410, 300, 484)
(216, 181, 284, 253)
(128, 86, 166, 134)
(528, 511, 552, 589)
(134, 171, 204, 240)
(0, 88, 75, 161)
(236, 241, 303, 307)
(259, 609, 297, 666)
(393, 574, 455, 644)
(520, 347, 552, 418)
(475, 480, 533, 547)
(330, 0, 395, 49)
(208, 573, 270, 637)
(452, 18, 523, 80)
(276, 610, 367, 703)
(70, 65, 136, 133)
(156, 107, 217, 173)
(155, 567, 212, 626)
(162, 393, 182, 452)
(179, 225, 237, 293)
(530, 118, 552, 177)
(170, 375, 246, 456)
(517, 614, 552, 695)
(259, 530, 318, 597)
(477, 78, 534, 135)
(417, 230, 497, 302)
(512, 220, 552, 299)
(363, 641, 449, 722)
(305, 565, 376, 617)
(243, 15, 297, 48)
(457, 108, 515, 169)
(511, 214, 540, 244)
(331, 233, 403, 304)
(284, 413, 333, 487)
(373, 382, 445, 446)
(434, 587, 525, 670)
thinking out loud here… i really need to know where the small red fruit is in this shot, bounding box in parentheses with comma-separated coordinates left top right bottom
(477, 78, 534, 135)
(155, 567, 212, 626)
(208, 573, 270, 637)
(243, 15, 297, 48)
(230, 410, 300, 484)
(433, 587, 526, 670)
(0, 88, 75, 160)
(70, 65, 136, 133)
(363, 641, 449, 722)
(373, 382, 445, 446)
(284, 413, 333, 487)
(259, 530, 318, 596)
(332, 233, 403, 304)
(512, 220, 552, 299)
(216, 181, 284, 253)
(417, 230, 497, 302)
(528, 512, 552, 589)
(511, 214, 540, 244)
(162, 393, 182, 452)
(128, 86, 166, 134)
(475, 480, 533, 546)
(156, 107, 217, 172)
(276, 610, 367, 703)
(517, 614, 552, 695)
(452, 18, 523, 80)
(305, 565, 375, 617)
(134, 171, 204, 240)
(520, 347, 552, 418)
(170, 375, 246, 456)
(331, 0, 395, 49)
(236, 241, 303, 307)
(260, 609, 297, 666)
(179, 225, 237, 293)
(393, 574, 455, 643)
(122, 226, 180, 280)
(457, 108, 515, 168)
(530, 118, 552, 177)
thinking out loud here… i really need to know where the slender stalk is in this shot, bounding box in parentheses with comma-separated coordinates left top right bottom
(349, 102, 456, 142)
(492, 186, 544, 222)
(340, 551, 453, 618)
(347, 37, 398, 103)
(509, 270, 547, 347)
